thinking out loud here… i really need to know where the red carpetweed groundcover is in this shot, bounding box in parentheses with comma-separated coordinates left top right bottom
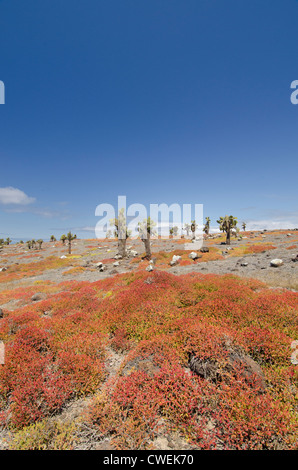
(0, 270, 297, 449)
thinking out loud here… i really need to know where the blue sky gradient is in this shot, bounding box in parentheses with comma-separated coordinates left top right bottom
(0, 0, 298, 240)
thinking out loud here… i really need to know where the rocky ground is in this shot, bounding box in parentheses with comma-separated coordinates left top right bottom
(0, 229, 297, 298)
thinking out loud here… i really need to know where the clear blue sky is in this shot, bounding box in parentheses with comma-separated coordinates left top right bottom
(0, 0, 298, 240)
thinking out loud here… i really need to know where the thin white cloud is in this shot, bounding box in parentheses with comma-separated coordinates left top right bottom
(0, 186, 35, 205)
(76, 226, 96, 232)
(245, 219, 298, 231)
(245, 210, 298, 231)
(4, 206, 70, 219)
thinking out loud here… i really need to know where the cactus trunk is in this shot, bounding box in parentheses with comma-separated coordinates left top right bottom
(118, 238, 127, 257)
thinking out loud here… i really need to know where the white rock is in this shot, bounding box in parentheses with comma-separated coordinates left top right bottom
(270, 259, 283, 267)
(130, 250, 138, 257)
(170, 255, 181, 266)
(146, 264, 154, 272)
(189, 252, 198, 260)
(113, 261, 120, 267)
(60, 255, 67, 259)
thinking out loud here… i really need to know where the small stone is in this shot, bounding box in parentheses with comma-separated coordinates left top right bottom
(270, 259, 283, 267)
(0, 308, 3, 319)
(146, 264, 154, 272)
(189, 252, 199, 260)
(241, 262, 248, 267)
(113, 261, 120, 267)
(200, 247, 209, 253)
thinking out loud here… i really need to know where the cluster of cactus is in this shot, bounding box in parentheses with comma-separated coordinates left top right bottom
(137, 217, 156, 259)
(191, 220, 198, 239)
(204, 217, 211, 235)
(110, 209, 156, 260)
(169, 226, 179, 237)
(183, 223, 190, 237)
(0, 237, 12, 246)
(217, 215, 238, 245)
(65, 232, 76, 254)
(182, 221, 199, 238)
(110, 208, 131, 257)
(60, 234, 66, 245)
(184, 219, 207, 238)
(26, 239, 43, 250)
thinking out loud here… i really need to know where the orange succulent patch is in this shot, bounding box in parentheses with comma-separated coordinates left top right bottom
(0, 270, 297, 449)
(228, 243, 277, 257)
(62, 266, 85, 276)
